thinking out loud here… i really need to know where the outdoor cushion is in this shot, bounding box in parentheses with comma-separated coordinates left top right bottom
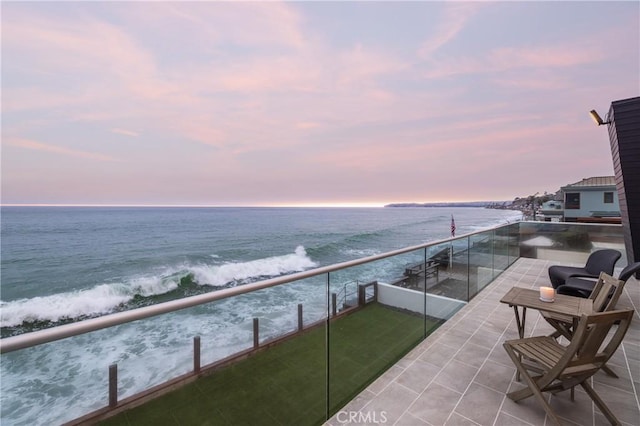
(557, 261, 640, 298)
(548, 249, 621, 288)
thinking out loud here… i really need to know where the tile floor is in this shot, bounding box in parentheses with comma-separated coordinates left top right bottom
(327, 258, 640, 426)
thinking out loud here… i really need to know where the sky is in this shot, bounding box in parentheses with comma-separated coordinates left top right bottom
(1, 1, 639, 207)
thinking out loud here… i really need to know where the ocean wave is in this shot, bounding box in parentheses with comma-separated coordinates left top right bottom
(0, 246, 316, 329)
(0, 285, 132, 328)
(191, 246, 317, 287)
(341, 248, 381, 258)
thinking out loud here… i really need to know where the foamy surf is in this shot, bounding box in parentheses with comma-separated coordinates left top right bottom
(191, 245, 317, 286)
(0, 246, 317, 328)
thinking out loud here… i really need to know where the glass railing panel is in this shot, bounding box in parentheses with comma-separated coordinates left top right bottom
(251, 279, 324, 345)
(508, 222, 521, 265)
(451, 237, 471, 303)
(326, 249, 430, 418)
(197, 297, 254, 366)
(111, 313, 196, 400)
(494, 226, 510, 276)
(200, 275, 328, 425)
(519, 222, 626, 266)
(2, 221, 536, 425)
(468, 230, 495, 298)
(0, 324, 162, 425)
(425, 242, 469, 303)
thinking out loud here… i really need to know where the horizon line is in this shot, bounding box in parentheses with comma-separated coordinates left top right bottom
(0, 201, 510, 208)
(0, 203, 386, 208)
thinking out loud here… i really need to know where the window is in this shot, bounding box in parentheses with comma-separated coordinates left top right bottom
(604, 192, 614, 203)
(565, 193, 580, 209)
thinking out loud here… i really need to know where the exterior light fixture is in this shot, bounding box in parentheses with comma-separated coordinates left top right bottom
(589, 109, 610, 126)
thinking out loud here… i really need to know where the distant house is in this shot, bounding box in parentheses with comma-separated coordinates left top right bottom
(561, 176, 620, 223)
(539, 200, 564, 220)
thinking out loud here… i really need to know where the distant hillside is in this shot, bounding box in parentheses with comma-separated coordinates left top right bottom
(385, 201, 507, 208)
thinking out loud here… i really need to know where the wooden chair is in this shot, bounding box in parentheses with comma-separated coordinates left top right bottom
(504, 308, 635, 426)
(543, 272, 625, 338)
(542, 272, 625, 377)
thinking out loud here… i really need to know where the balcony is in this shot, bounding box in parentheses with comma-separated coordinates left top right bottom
(327, 257, 640, 425)
(1, 222, 638, 425)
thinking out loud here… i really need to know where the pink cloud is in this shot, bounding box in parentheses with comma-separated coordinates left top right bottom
(296, 122, 321, 130)
(169, 116, 227, 147)
(422, 28, 617, 80)
(5, 137, 119, 162)
(489, 46, 599, 69)
(2, 2, 412, 154)
(418, 2, 485, 58)
(152, 2, 307, 49)
(111, 128, 139, 137)
(334, 44, 409, 88)
(2, 2, 633, 205)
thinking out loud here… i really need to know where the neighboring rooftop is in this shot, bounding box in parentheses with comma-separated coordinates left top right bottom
(563, 176, 617, 188)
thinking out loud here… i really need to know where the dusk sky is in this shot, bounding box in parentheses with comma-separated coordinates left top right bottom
(2, 1, 638, 207)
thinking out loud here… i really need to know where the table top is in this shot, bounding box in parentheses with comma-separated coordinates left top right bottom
(500, 287, 593, 317)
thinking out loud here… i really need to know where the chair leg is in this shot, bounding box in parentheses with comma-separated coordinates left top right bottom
(504, 346, 564, 425)
(602, 364, 618, 378)
(507, 386, 534, 402)
(517, 370, 564, 426)
(504, 345, 533, 401)
(580, 380, 621, 425)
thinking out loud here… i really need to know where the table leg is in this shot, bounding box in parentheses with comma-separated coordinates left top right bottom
(511, 305, 527, 381)
(512, 305, 527, 339)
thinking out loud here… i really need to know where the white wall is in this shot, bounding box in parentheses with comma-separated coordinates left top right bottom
(376, 282, 466, 320)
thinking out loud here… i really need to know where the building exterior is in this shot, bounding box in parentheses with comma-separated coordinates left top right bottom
(539, 199, 564, 221)
(607, 96, 640, 265)
(561, 176, 620, 222)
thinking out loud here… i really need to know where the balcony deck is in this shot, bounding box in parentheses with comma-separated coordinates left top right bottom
(327, 257, 640, 426)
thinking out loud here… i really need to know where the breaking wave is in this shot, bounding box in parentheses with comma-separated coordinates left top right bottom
(0, 246, 317, 329)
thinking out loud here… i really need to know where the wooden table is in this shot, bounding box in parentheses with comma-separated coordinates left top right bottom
(500, 287, 593, 339)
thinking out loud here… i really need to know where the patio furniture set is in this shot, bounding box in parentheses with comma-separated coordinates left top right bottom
(500, 249, 640, 426)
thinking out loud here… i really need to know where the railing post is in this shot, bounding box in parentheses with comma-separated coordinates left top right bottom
(298, 304, 303, 332)
(331, 293, 337, 316)
(358, 285, 365, 306)
(109, 364, 118, 408)
(194, 336, 201, 373)
(253, 318, 259, 349)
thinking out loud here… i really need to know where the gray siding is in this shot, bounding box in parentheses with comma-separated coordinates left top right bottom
(608, 96, 640, 266)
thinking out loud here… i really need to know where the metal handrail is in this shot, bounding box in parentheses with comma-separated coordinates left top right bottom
(335, 280, 359, 311)
(0, 222, 517, 354)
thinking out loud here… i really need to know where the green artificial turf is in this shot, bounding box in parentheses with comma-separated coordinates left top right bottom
(100, 303, 436, 426)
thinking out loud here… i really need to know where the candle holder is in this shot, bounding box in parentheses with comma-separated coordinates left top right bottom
(540, 286, 555, 302)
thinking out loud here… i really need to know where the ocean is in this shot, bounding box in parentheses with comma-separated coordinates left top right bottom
(0, 206, 522, 425)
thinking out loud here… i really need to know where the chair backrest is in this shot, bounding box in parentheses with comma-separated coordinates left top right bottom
(619, 261, 640, 282)
(584, 249, 622, 275)
(590, 272, 626, 312)
(562, 309, 634, 373)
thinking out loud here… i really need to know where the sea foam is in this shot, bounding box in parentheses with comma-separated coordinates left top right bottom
(0, 246, 317, 328)
(0, 285, 131, 327)
(191, 245, 317, 286)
